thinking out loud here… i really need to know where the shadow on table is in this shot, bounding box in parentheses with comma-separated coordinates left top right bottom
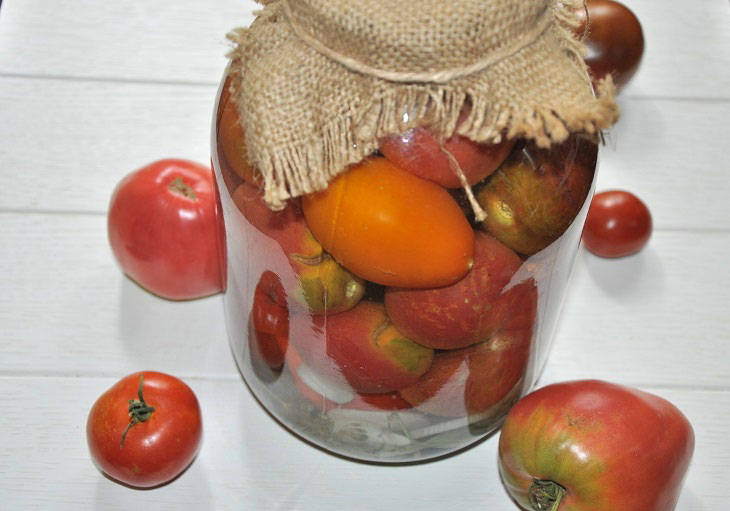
(93, 454, 212, 509)
(580, 244, 663, 299)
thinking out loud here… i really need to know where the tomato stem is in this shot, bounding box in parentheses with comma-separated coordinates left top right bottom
(168, 177, 197, 200)
(120, 374, 155, 449)
(528, 479, 566, 511)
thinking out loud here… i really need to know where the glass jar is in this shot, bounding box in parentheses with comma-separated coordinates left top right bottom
(212, 75, 598, 462)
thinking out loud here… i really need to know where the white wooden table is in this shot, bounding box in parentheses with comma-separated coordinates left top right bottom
(1, 1, 728, 509)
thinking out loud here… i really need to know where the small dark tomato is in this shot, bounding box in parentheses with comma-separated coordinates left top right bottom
(583, 190, 652, 257)
(577, 0, 645, 90)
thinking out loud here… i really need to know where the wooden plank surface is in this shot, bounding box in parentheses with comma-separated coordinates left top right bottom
(0, 377, 727, 510)
(0, 0, 728, 509)
(1, 212, 727, 388)
(0, 0, 254, 84)
(0, 77, 217, 214)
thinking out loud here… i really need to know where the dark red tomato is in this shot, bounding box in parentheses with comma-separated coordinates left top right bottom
(583, 190, 652, 257)
(108, 159, 224, 300)
(577, 0, 645, 90)
(498, 380, 694, 511)
(87, 372, 202, 488)
(249, 270, 289, 371)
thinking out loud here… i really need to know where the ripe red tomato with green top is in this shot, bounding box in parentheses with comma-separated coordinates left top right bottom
(582, 190, 652, 257)
(108, 159, 224, 300)
(86, 372, 203, 488)
(498, 380, 694, 511)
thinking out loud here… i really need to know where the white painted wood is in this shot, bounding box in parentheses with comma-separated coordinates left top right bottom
(0, 212, 236, 380)
(1, 77, 729, 231)
(0, 0, 257, 84)
(0, 0, 729, 509)
(0, 77, 218, 214)
(0, 377, 725, 510)
(543, 229, 730, 387)
(597, 96, 730, 230)
(1, 211, 727, 388)
(620, 0, 730, 100)
(0, 0, 727, 99)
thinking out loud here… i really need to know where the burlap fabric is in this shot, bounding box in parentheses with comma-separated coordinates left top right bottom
(227, 0, 618, 211)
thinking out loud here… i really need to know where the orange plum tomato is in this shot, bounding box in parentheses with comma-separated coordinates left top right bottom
(86, 372, 202, 488)
(582, 190, 652, 258)
(577, 0, 644, 90)
(498, 380, 694, 511)
(301, 157, 475, 288)
(107, 159, 224, 300)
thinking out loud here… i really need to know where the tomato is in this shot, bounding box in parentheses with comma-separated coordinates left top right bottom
(476, 136, 597, 256)
(249, 270, 289, 371)
(233, 182, 365, 315)
(301, 157, 475, 288)
(577, 0, 644, 90)
(217, 79, 262, 186)
(379, 120, 515, 188)
(384, 232, 523, 350)
(498, 380, 694, 511)
(108, 159, 224, 300)
(87, 372, 203, 488)
(582, 190, 652, 257)
(285, 344, 413, 412)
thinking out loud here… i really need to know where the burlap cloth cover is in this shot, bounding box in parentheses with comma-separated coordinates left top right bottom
(226, 0, 618, 211)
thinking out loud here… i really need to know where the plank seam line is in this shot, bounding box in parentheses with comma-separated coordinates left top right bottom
(0, 371, 241, 382)
(2, 209, 729, 234)
(0, 71, 218, 88)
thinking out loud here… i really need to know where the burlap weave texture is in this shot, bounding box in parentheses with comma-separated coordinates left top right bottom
(227, 0, 618, 210)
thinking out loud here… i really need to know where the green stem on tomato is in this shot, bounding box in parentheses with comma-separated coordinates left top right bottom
(168, 177, 197, 200)
(528, 479, 566, 511)
(120, 374, 155, 449)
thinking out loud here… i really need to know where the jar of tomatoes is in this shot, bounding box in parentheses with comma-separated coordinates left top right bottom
(212, 0, 617, 462)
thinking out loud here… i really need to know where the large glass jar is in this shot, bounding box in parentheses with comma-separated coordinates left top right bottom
(212, 75, 598, 462)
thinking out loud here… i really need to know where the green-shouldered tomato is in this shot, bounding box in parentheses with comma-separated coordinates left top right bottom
(498, 380, 694, 511)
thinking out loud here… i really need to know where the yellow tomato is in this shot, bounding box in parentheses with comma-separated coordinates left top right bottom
(302, 157, 474, 288)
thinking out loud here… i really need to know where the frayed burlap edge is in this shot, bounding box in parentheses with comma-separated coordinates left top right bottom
(225, 0, 618, 212)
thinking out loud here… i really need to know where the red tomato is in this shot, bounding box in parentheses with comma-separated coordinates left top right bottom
(498, 380, 694, 511)
(249, 270, 289, 371)
(285, 344, 413, 412)
(379, 128, 515, 189)
(577, 0, 644, 90)
(582, 190, 652, 257)
(87, 372, 203, 488)
(108, 159, 224, 300)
